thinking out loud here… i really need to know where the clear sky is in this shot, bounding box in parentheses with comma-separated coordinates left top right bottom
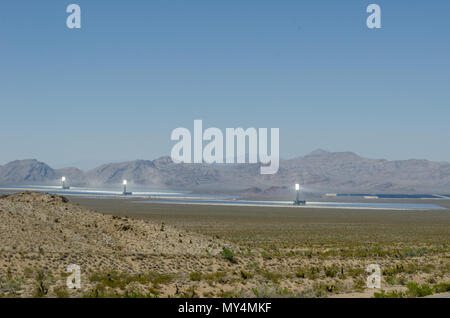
(1, 1, 449, 169)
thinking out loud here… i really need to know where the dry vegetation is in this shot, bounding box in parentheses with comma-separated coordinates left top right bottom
(1, 193, 449, 298)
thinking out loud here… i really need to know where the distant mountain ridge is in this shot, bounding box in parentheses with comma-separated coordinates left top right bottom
(1, 150, 449, 194)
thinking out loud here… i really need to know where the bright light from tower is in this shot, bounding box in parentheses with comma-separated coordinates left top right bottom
(62, 176, 66, 182)
(295, 183, 300, 191)
(123, 179, 127, 185)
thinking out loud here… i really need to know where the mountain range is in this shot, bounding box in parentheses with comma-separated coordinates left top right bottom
(1, 150, 449, 194)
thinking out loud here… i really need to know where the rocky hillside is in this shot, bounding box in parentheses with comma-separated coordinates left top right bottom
(0, 160, 57, 184)
(0, 192, 226, 257)
(0, 192, 235, 297)
(0, 159, 84, 185)
(1, 150, 450, 193)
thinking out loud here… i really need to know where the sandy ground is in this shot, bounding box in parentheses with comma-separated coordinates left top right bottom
(1, 192, 449, 298)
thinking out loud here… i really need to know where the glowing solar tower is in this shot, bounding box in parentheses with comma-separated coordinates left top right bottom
(122, 179, 132, 196)
(61, 176, 70, 190)
(294, 183, 306, 205)
(123, 179, 127, 194)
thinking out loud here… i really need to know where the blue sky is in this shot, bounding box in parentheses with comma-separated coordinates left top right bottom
(0, 1, 449, 169)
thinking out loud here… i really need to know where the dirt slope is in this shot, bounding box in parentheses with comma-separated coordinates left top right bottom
(0, 192, 236, 297)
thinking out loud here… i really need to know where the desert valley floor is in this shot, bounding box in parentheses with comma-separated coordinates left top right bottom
(0, 192, 449, 298)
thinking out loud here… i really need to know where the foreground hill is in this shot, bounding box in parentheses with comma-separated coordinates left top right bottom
(0, 192, 235, 297)
(1, 150, 450, 193)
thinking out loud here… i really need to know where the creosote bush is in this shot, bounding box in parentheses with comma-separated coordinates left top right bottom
(221, 247, 237, 263)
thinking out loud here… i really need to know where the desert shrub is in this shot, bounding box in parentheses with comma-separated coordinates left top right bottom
(240, 270, 252, 280)
(433, 282, 450, 293)
(33, 271, 49, 298)
(347, 267, 365, 278)
(0, 277, 23, 295)
(221, 247, 237, 263)
(383, 264, 405, 276)
(419, 264, 435, 273)
(325, 266, 339, 278)
(396, 248, 427, 259)
(204, 272, 226, 283)
(295, 268, 305, 278)
(189, 272, 202, 281)
(123, 292, 153, 298)
(179, 286, 198, 298)
(385, 275, 397, 286)
(306, 266, 321, 279)
(252, 286, 268, 298)
(146, 272, 172, 286)
(88, 271, 173, 290)
(262, 272, 283, 283)
(383, 263, 410, 285)
(261, 250, 272, 260)
(89, 271, 135, 289)
(374, 290, 405, 298)
(189, 271, 226, 283)
(251, 285, 290, 298)
(123, 289, 159, 298)
(53, 286, 70, 298)
(353, 278, 366, 292)
(406, 282, 433, 297)
(84, 285, 160, 298)
(23, 267, 35, 279)
(397, 275, 408, 286)
(218, 290, 235, 298)
(312, 282, 341, 297)
(275, 287, 298, 298)
(403, 263, 419, 274)
(83, 285, 115, 298)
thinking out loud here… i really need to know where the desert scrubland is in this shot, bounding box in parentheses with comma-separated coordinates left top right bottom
(1, 192, 449, 298)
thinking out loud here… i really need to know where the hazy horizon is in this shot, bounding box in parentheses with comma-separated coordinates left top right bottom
(1, 147, 449, 171)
